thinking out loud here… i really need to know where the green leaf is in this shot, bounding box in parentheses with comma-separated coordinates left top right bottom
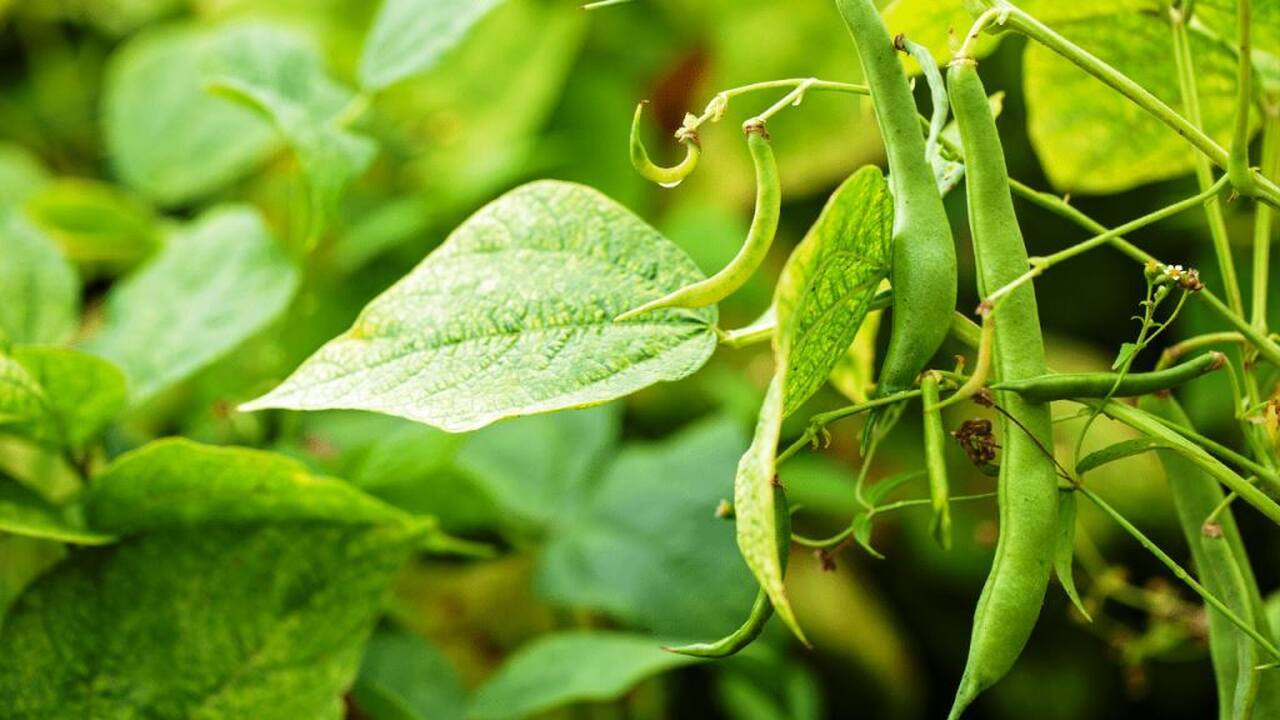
(1053, 491, 1092, 620)
(774, 166, 893, 416)
(86, 438, 418, 535)
(0, 523, 416, 718)
(468, 631, 702, 720)
(730, 167, 892, 643)
(1111, 341, 1139, 370)
(1075, 436, 1173, 475)
(0, 478, 114, 545)
(1193, 0, 1280, 92)
(733, 377, 803, 642)
(0, 212, 78, 345)
(358, 0, 505, 91)
(456, 404, 618, 526)
(0, 354, 48, 427)
(375, 0, 585, 216)
(0, 142, 49, 211)
(206, 25, 376, 238)
(85, 205, 300, 405)
(536, 416, 756, 638)
(347, 421, 499, 533)
(3, 347, 127, 451)
(24, 178, 158, 268)
(352, 629, 468, 720)
(1024, 9, 1241, 192)
(243, 180, 717, 432)
(103, 22, 282, 206)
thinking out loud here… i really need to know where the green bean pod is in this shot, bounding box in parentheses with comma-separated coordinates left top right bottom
(666, 484, 791, 658)
(993, 351, 1225, 401)
(921, 373, 952, 550)
(1139, 394, 1280, 719)
(946, 57, 1059, 720)
(616, 122, 779, 321)
(629, 102, 699, 188)
(835, 0, 958, 401)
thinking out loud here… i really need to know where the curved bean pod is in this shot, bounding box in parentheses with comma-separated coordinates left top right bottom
(629, 102, 699, 187)
(616, 122, 779, 321)
(835, 0, 958, 404)
(946, 57, 1059, 720)
(993, 351, 1225, 401)
(665, 484, 791, 658)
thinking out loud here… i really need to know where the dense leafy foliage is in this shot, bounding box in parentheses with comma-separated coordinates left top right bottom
(1, 0, 1278, 718)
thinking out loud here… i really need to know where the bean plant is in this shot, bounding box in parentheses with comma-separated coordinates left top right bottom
(0, 0, 1278, 718)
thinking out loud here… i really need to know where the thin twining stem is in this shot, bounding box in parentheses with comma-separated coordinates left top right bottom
(682, 79, 868, 138)
(984, 175, 1230, 307)
(1156, 331, 1245, 370)
(1171, 13, 1245, 316)
(776, 388, 922, 465)
(791, 492, 997, 549)
(1078, 486, 1280, 663)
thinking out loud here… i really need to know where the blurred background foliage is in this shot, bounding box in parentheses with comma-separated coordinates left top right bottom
(0, 0, 1277, 718)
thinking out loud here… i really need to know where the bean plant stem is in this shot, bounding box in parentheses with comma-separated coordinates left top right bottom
(1229, 0, 1254, 193)
(984, 175, 1230, 307)
(683, 79, 868, 136)
(1078, 486, 1280, 662)
(776, 388, 921, 465)
(1171, 14, 1245, 315)
(1255, 113, 1279, 331)
(1157, 331, 1245, 370)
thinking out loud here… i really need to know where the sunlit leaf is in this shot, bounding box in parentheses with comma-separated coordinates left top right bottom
(1025, 9, 1241, 192)
(775, 166, 893, 415)
(244, 181, 717, 432)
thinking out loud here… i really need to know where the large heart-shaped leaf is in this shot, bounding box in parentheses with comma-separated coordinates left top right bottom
(244, 180, 717, 433)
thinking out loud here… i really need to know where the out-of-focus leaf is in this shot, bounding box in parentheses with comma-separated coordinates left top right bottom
(0, 144, 49, 210)
(358, 0, 505, 91)
(23, 178, 158, 268)
(0, 478, 114, 545)
(86, 205, 299, 405)
(244, 181, 717, 433)
(86, 439, 419, 534)
(468, 631, 702, 720)
(715, 649, 824, 720)
(456, 404, 618, 527)
(0, 523, 416, 718)
(102, 23, 282, 206)
(352, 629, 468, 720)
(15, 0, 186, 36)
(775, 166, 892, 415)
(381, 0, 586, 213)
(207, 25, 376, 238)
(0, 213, 77, 345)
(0, 355, 46, 429)
(537, 416, 754, 638)
(3, 347, 126, 452)
(1025, 9, 1241, 193)
(348, 422, 498, 533)
(0, 535, 63, 623)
